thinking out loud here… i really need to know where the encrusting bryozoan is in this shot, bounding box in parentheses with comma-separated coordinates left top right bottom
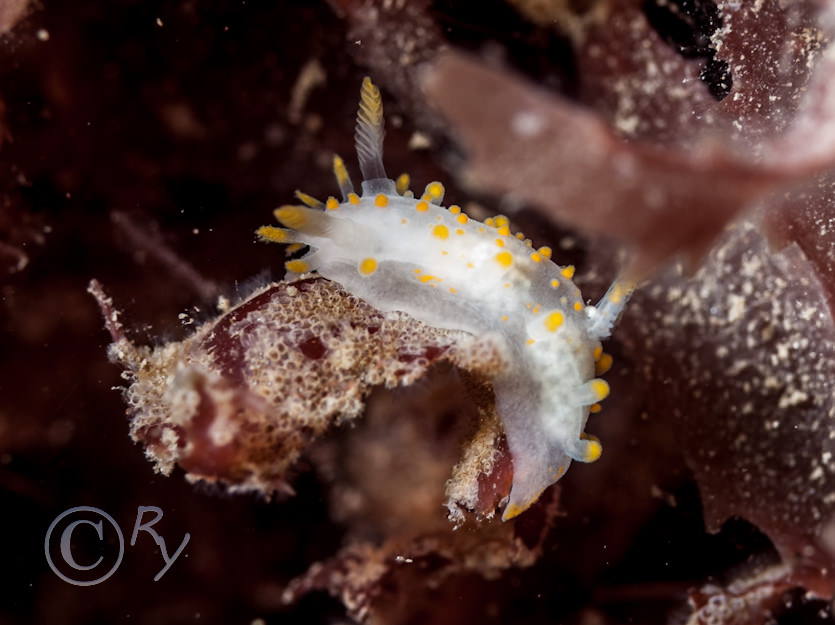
(258, 77, 633, 520)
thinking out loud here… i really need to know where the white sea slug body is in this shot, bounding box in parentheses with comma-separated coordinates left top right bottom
(258, 78, 632, 521)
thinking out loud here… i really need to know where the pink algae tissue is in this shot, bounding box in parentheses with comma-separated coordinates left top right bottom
(621, 222, 835, 596)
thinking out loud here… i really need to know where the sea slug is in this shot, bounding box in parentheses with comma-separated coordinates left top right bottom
(258, 77, 632, 520)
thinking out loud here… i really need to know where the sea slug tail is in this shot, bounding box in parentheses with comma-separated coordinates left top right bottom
(586, 277, 636, 340)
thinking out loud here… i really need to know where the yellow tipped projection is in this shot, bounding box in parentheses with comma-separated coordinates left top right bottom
(256, 226, 290, 243)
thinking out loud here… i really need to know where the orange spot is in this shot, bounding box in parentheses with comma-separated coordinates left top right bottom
(359, 258, 377, 275)
(544, 311, 564, 332)
(495, 251, 512, 267)
(595, 353, 613, 376)
(590, 379, 610, 401)
(285, 259, 308, 273)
